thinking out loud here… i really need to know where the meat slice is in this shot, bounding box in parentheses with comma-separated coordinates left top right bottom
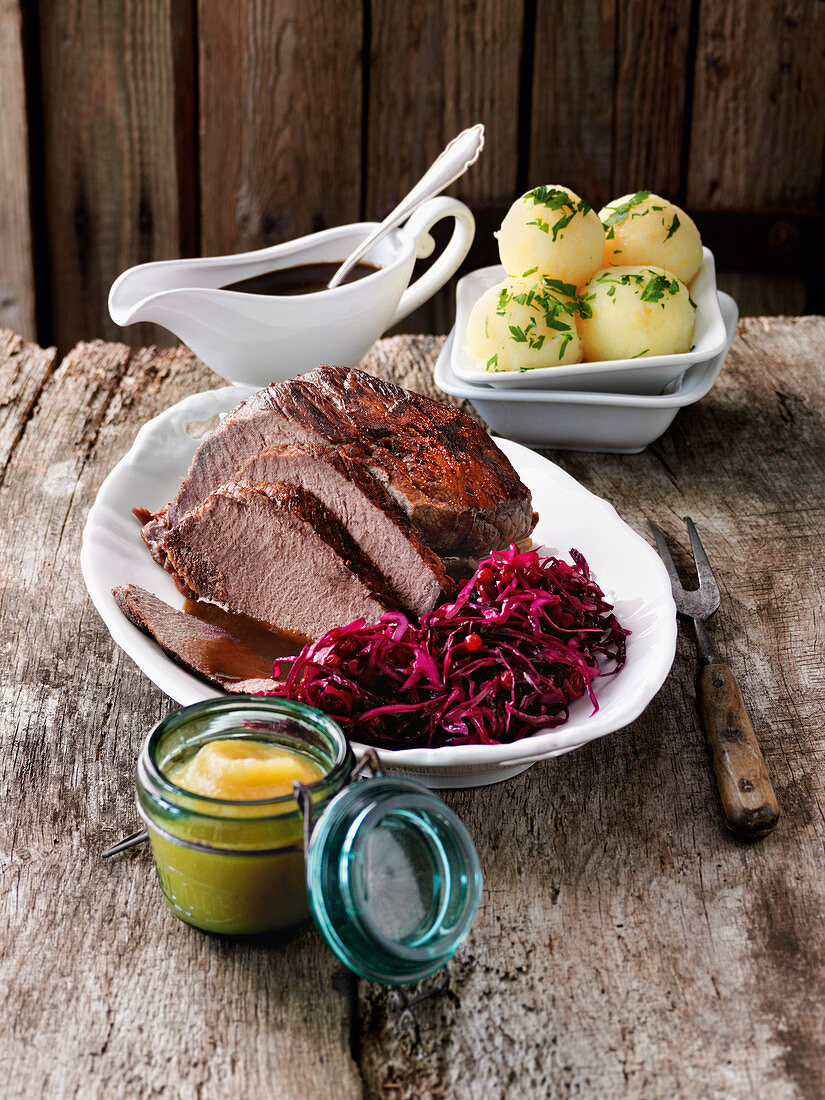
(162, 480, 395, 638)
(113, 584, 279, 693)
(140, 366, 535, 560)
(233, 443, 452, 616)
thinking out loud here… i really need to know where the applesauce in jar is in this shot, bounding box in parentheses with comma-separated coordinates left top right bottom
(136, 698, 352, 936)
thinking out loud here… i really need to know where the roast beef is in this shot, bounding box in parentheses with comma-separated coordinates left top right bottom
(113, 584, 278, 693)
(162, 480, 395, 637)
(232, 443, 452, 615)
(140, 366, 536, 559)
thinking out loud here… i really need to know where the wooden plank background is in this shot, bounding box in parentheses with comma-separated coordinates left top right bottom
(1, 0, 824, 352)
(0, 0, 35, 337)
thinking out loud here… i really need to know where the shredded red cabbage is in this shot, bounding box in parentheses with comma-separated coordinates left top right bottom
(269, 544, 629, 749)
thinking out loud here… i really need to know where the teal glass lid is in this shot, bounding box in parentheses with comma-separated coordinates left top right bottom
(301, 775, 482, 985)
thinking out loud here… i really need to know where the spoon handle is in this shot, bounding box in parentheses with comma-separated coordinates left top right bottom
(328, 123, 485, 288)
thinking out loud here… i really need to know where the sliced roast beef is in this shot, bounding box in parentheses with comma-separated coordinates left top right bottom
(232, 443, 453, 615)
(162, 480, 395, 637)
(140, 365, 536, 560)
(113, 584, 279, 693)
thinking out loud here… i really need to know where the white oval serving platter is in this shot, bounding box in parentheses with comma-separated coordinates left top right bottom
(81, 388, 677, 788)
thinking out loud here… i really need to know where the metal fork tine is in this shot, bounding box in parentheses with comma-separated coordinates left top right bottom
(649, 521, 685, 596)
(684, 517, 721, 611)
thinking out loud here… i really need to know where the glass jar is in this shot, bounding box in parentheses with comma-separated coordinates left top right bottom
(136, 696, 353, 936)
(303, 775, 482, 984)
(134, 696, 483, 984)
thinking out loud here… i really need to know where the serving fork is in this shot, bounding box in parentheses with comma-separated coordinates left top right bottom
(650, 518, 780, 840)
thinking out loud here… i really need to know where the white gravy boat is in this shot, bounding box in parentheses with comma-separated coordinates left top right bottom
(109, 195, 474, 387)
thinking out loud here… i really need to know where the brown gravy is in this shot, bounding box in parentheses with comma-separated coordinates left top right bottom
(222, 261, 380, 296)
(183, 598, 308, 684)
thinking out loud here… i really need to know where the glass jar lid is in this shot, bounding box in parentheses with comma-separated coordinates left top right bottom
(300, 774, 483, 985)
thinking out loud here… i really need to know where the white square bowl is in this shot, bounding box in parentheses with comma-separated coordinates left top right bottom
(435, 291, 737, 453)
(452, 248, 727, 395)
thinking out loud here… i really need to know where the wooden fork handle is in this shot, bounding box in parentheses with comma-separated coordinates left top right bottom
(697, 663, 780, 839)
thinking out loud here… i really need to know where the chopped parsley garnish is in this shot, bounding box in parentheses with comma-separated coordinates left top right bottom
(630, 349, 649, 358)
(524, 187, 591, 242)
(596, 271, 645, 287)
(547, 212, 572, 241)
(664, 212, 680, 241)
(521, 266, 538, 277)
(511, 290, 533, 307)
(542, 277, 578, 297)
(639, 273, 680, 304)
(688, 295, 697, 310)
(602, 190, 651, 239)
(525, 185, 569, 207)
(491, 274, 590, 359)
(594, 268, 682, 308)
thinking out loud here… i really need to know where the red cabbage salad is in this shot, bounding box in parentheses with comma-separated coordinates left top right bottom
(271, 544, 629, 749)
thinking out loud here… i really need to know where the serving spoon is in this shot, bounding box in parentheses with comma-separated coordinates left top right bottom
(327, 123, 485, 289)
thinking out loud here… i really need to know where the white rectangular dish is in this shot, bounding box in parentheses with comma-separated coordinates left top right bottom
(451, 248, 727, 395)
(435, 291, 737, 453)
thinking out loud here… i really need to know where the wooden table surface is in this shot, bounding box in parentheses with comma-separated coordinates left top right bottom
(2, 319, 824, 1099)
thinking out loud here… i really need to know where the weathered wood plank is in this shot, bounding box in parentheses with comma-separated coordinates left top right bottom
(528, 0, 617, 210)
(688, 0, 825, 209)
(612, 0, 695, 199)
(686, 1, 825, 315)
(0, 329, 57, 475)
(0, 339, 361, 1098)
(367, 0, 525, 335)
(38, 0, 196, 351)
(197, 0, 362, 256)
(0, 0, 36, 338)
(366, 1, 524, 209)
(3, 321, 825, 1097)
(717, 270, 807, 317)
(354, 322, 825, 1098)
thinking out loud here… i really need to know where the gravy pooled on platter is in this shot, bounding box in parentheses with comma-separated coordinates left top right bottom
(222, 261, 380, 296)
(182, 598, 307, 684)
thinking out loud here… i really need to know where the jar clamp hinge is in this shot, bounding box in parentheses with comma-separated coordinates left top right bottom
(293, 749, 384, 853)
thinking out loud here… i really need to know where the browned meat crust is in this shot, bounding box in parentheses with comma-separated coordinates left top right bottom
(140, 366, 535, 561)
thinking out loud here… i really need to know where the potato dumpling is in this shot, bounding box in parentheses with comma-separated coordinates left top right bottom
(577, 266, 696, 362)
(466, 276, 582, 372)
(496, 185, 605, 286)
(600, 192, 703, 284)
